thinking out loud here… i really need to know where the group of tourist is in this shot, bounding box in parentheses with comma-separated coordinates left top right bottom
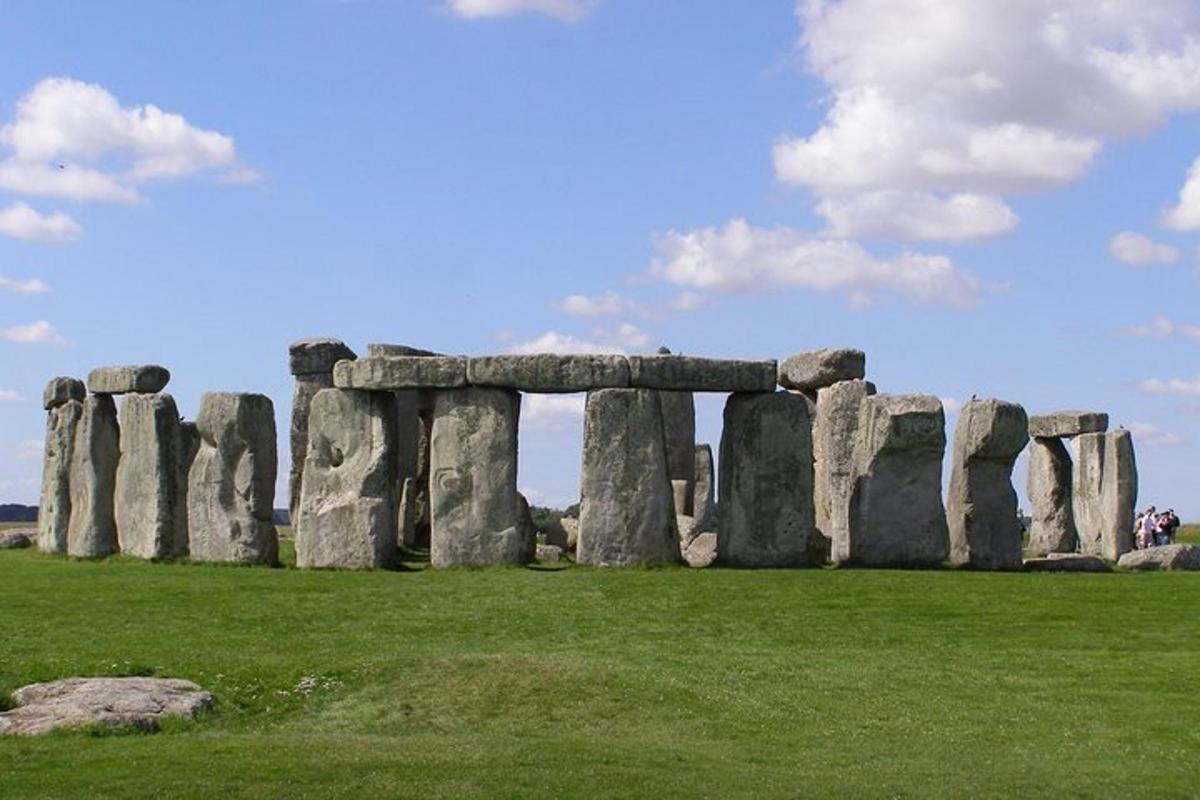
(1134, 506, 1180, 549)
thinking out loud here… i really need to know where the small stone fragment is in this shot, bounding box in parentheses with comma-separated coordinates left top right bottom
(86, 365, 170, 395)
(289, 338, 356, 376)
(692, 444, 716, 531)
(777, 348, 866, 391)
(683, 532, 718, 568)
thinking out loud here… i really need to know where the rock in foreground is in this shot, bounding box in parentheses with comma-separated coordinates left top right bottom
(0, 529, 33, 549)
(1118, 545, 1200, 572)
(0, 677, 213, 736)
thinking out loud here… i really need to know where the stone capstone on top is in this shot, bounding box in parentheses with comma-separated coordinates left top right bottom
(467, 354, 630, 393)
(777, 348, 866, 392)
(628, 355, 777, 392)
(86, 365, 170, 395)
(366, 343, 444, 358)
(1028, 411, 1108, 439)
(42, 377, 85, 410)
(333, 356, 468, 390)
(289, 338, 357, 376)
(0, 678, 213, 736)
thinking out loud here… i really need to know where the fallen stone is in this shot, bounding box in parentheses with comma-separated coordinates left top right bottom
(288, 338, 356, 376)
(0, 529, 33, 549)
(683, 531, 718, 568)
(187, 392, 279, 565)
(777, 348, 866, 391)
(296, 389, 398, 569)
(1026, 437, 1078, 556)
(627, 355, 777, 392)
(87, 365, 170, 395)
(467, 354, 630, 392)
(843, 394, 949, 566)
(0, 677, 213, 736)
(115, 393, 187, 560)
(1118, 544, 1200, 571)
(718, 392, 816, 567)
(814, 379, 876, 562)
(334, 356, 468, 390)
(430, 388, 533, 567)
(1028, 411, 1108, 439)
(947, 398, 1029, 571)
(692, 444, 716, 531)
(38, 399, 83, 554)
(1023, 553, 1111, 572)
(67, 395, 120, 558)
(536, 543, 563, 562)
(577, 389, 680, 566)
(42, 377, 85, 410)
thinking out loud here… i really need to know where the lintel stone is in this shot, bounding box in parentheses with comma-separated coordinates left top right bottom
(333, 356, 468, 390)
(627, 355, 777, 392)
(467, 354, 630, 392)
(87, 365, 170, 395)
(778, 348, 865, 391)
(1028, 411, 1108, 438)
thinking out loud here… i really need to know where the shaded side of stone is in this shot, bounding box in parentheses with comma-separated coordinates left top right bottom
(659, 390, 696, 501)
(38, 400, 82, 553)
(115, 393, 187, 560)
(67, 395, 120, 558)
(692, 443, 716, 530)
(1026, 437, 1077, 556)
(289, 372, 333, 522)
(627, 356, 777, 392)
(289, 338, 356, 375)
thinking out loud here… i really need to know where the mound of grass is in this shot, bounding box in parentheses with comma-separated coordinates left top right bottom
(1, 546, 1198, 798)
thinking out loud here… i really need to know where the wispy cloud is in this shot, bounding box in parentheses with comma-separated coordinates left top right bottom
(444, 0, 595, 23)
(521, 393, 585, 433)
(1121, 315, 1200, 339)
(0, 202, 80, 243)
(508, 322, 650, 355)
(1141, 376, 1200, 396)
(0, 389, 20, 401)
(1130, 421, 1184, 446)
(1, 319, 68, 346)
(0, 276, 50, 294)
(1109, 231, 1179, 265)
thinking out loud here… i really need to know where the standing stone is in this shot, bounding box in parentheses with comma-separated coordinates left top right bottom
(659, 391, 696, 499)
(1026, 437, 1077, 556)
(947, 399, 1029, 570)
(1099, 428, 1137, 561)
(814, 379, 876, 562)
(296, 388, 398, 569)
(115, 393, 187, 560)
(288, 338, 356, 526)
(67, 395, 120, 558)
(187, 393, 278, 565)
(429, 388, 532, 567)
(718, 392, 816, 567)
(692, 444, 716, 531)
(38, 397, 83, 554)
(577, 389, 680, 566)
(1072, 432, 1106, 557)
(397, 477, 416, 550)
(843, 394, 949, 566)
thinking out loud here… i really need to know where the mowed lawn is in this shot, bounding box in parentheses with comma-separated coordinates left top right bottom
(2, 528, 1199, 799)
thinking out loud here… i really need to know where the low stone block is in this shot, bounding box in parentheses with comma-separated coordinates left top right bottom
(467, 354, 630, 392)
(187, 393, 278, 565)
(115, 393, 187, 560)
(627, 355, 777, 392)
(87, 365, 170, 395)
(0, 529, 33, 549)
(42, 377, 85, 410)
(334, 356, 468, 390)
(289, 338, 356, 376)
(0, 677, 213, 736)
(67, 395, 119, 558)
(38, 399, 83, 554)
(683, 532, 718, 568)
(1118, 544, 1200, 571)
(777, 348, 865, 391)
(1023, 553, 1111, 572)
(536, 544, 563, 562)
(1028, 411, 1108, 438)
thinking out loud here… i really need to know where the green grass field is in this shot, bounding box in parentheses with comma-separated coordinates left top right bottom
(2, 530, 1199, 799)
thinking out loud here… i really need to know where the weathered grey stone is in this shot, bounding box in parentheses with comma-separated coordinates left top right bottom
(1028, 411, 1108, 439)
(1023, 553, 1111, 572)
(366, 343, 442, 358)
(692, 444, 716, 531)
(1100, 428, 1137, 561)
(296, 389, 397, 569)
(334, 356, 468, 390)
(0, 678, 213, 736)
(467, 354, 630, 392)
(38, 399, 82, 554)
(778, 348, 866, 391)
(187, 393, 278, 565)
(815, 379, 876, 561)
(683, 531, 718, 568)
(561, 515, 579, 551)
(947, 399, 1029, 571)
(289, 372, 334, 522)
(430, 388, 533, 567)
(0, 529, 33, 549)
(67, 395, 119, 558)
(660, 390, 696, 494)
(289, 337, 356, 375)
(577, 389, 680, 566)
(1026, 437, 1077, 556)
(1072, 432, 1105, 557)
(718, 392, 816, 567)
(397, 477, 416, 549)
(1118, 544, 1200, 571)
(843, 394, 949, 566)
(536, 543, 563, 562)
(115, 393, 187, 560)
(42, 377, 85, 410)
(671, 479, 691, 518)
(628, 355, 777, 392)
(676, 514, 699, 546)
(87, 365, 170, 395)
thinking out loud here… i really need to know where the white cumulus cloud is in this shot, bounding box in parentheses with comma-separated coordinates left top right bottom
(445, 0, 594, 22)
(1122, 315, 1200, 339)
(1130, 421, 1184, 446)
(0, 202, 81, 243)
(0, 389, 19, 401)
(1, 319, 68, 346)
(507, 322, 650, 354)
(1162, 155, 1200, 230)
(779, 0, 1200, 242)
(0, 276, 51, 294)
(1109, 231, 1179, 265)
(1142, 376, 1200, 396)
(521, 393, 586, 432)
(647, 218, 989, 309)
(554, 291, 640, 318)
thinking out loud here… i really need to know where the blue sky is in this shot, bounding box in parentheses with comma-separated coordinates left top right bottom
(1, 0, 1197, 517)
